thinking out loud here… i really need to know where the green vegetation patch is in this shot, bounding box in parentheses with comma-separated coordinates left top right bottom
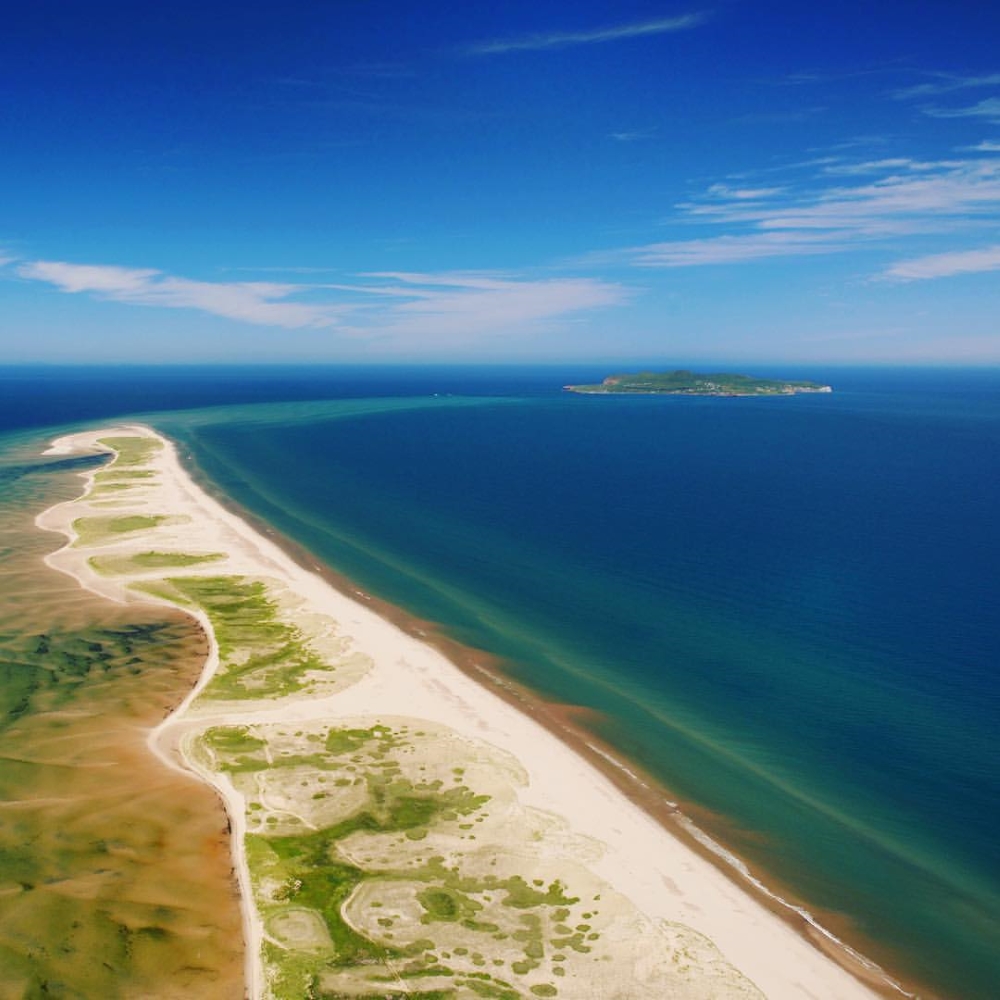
(223, 724, 526, 995)
(249, 830, 407, 972)
(94, 469, 156, 481)
(418, 887, 483, 925)
(139, 575, 329, 700)
(326, 724, 398, 756)
(203, 725, 267, 756)
(191, 718, 595, 997)
(97, 436, 162, 468)
(463, 982, 522, 999)
(89, 481, 136, 497)
(499, 877, 577, 910)
(89, 550, 226, 576)
(72, 514, 169, 546)
(200, 725, 270, 773)
(130, 581, 189, 606)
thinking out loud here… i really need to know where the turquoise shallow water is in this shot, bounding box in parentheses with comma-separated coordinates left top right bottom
(2, 365, 999, 997)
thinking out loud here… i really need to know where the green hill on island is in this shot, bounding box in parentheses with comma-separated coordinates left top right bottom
(564, 370, 832, 396)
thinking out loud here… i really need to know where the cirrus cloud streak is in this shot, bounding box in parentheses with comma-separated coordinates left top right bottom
(617, 154, 1000, 276)
(463, 13, 707, 56)
(18, 260, 338, 328)
(325, 272, 631, 349)
(15, 259, 628, 346)
(883, 245, 1000, 280)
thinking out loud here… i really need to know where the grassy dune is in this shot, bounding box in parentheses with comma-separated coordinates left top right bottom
(71, 513, 171, 546)
(89, 550, 226, 576)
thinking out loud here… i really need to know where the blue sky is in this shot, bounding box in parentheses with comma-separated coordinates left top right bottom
(3, 0, 999, 364)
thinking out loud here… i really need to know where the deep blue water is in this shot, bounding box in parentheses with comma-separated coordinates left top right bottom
(2, 364, 998, 998)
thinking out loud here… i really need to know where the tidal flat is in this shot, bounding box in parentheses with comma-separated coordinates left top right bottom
(0, 443, 243, 999)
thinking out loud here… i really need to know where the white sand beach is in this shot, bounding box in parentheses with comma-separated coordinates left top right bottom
(35, 425, 889, 1000)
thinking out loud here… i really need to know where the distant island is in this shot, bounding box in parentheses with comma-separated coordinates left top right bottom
(564, 370, 833, 396)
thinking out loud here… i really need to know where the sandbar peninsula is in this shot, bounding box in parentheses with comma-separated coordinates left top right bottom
(36, 425, 883, 999)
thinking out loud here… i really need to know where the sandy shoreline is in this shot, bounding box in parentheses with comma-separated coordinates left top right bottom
(36, 424, 893, 999)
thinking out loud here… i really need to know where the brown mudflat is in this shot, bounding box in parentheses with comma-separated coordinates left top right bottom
(0, 456, 243, 999)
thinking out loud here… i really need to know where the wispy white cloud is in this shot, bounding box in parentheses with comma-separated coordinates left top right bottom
(781, 68, 902, 87)
(923, 97, 1000, 121)
(706, 183, 785, 200)
(892, 72, 1000, 100)
(361, 271, 516, 290)
(628, 231, 839, 267)
(802, 136, 892, 157)
(18, 261, 340, 328)
(966, 140, 1000, 152)
(609, 126, 658, 142)
(820, 157, 956, 176)
(619, 154, 1000, 274)
(17, 259, 627, 345)
(883, 245, 1000, 280)
(463, 13, 707, 56)
(338, 272, 630, 345)
(678, 159, 1000, 234)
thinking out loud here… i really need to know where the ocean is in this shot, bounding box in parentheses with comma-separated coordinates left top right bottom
(1, 364, 998, 998)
